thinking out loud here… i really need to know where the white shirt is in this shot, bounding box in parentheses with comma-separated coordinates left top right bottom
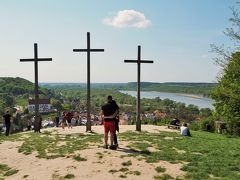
(180, 126, 189, 136)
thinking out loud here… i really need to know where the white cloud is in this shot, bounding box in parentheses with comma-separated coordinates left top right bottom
(103, 10, 151, 28)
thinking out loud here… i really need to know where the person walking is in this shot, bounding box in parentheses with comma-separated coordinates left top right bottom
(3, 111, 12, 136)
(101, 95, 119, 150)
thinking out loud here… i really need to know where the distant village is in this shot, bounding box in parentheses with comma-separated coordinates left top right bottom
(9, 97, 168, 130)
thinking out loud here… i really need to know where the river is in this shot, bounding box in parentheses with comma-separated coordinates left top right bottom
(119, 90, 214, 109)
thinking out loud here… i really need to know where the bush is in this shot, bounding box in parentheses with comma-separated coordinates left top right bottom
(189, 121, 200, 131)
(142, 118, 151, 125)
(156, 118, 171, 126)
(200, 116, 215, 132)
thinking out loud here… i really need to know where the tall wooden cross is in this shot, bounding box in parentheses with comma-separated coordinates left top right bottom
(73, 32, 104, 132)
(20, 43, 52, 132)
(124, 45, 154, 132)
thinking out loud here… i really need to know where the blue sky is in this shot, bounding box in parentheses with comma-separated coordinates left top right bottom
(0, 0, 236, 83)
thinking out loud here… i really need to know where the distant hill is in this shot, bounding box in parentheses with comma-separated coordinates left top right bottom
(40, 82, 217, 96)
(0, 77, 34, 95)
(40, 82, 126, 90)
(0, 77, 53, 115)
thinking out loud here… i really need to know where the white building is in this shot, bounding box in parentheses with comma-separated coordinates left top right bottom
(28, 99, 52, 113)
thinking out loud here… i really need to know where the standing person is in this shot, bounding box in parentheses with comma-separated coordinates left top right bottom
(36, 116, 42, 133)
(65, 112, 73, 129)
(180, 123, 191, 136)
(55, 115, 60, 127)
(27, 118, 32, 131)
(109, 97, 120, 148)
(61, 112, 66, 129)
(3, 111, 11, 136)
(101, 95, 119, 150)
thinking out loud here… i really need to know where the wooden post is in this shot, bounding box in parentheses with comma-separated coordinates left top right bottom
(124, 45, 154, 131)
(73, 32, 104, 132)
(20, 43, 52, 132)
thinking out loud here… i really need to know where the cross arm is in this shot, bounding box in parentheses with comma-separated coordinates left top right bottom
(90, 49, 104, 52)
(20, 58, 52, 62)
(38, 58, 52, 61)
(20, 59, 34, 62)
(124, 60, 154, 63)
(124, 60, 138, 63)
(139, 60, 154, 63)
(73, 49, 104, 52)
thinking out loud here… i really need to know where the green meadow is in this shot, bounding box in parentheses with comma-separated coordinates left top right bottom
(0, 129, 240, 180)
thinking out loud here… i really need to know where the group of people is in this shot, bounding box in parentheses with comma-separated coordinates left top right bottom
(170, 118, 191, 136)
(59, 111, 73, 129)
(2, 98, 190, 143)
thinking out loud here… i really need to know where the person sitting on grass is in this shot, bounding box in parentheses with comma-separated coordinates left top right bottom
(180, 123, 191, 136)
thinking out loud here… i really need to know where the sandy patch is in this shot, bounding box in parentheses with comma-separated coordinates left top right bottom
(45, 125, 179, 135)
(0, 125, 185, 180)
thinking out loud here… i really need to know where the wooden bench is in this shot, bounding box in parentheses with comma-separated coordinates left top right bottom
(167, 125, 180, 129)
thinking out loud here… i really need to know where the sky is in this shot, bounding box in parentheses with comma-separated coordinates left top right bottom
(0, 0, 237, 83)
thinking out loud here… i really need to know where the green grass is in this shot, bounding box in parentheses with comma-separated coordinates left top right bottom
(3, 169, 19, 176)
(119, 130, 240, 180)
(108, 168, 141, 177)
(0, 133, 24, 143)
(17, 132, 102, 159)
(108, 169, 118, 174)
(1, 128, 240, 179)
(154, 174, 173, 180)
(121, 160, 132, 166)
(119, 168, 129, 172)
(64, 173, 75, 179)
(119, 174, 127, 178)
(129, 171, 141, 176)
(155, 166, 166, 173)
(0, 164, 11, 172)
(96, 152, 104, 159)
(73, 154, 87, 162)
(0, 164, 19, 178)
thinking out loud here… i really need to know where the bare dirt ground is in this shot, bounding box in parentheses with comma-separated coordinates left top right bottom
(0, 125, 185, 180)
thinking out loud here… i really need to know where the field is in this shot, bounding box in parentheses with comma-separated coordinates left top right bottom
(0, 125, 240, 180)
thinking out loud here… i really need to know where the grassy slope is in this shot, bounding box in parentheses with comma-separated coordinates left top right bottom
(0, 129, 239, 179)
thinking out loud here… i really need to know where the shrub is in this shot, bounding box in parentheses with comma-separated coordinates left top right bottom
(200, 116, 215, 132)
(189, 121, 200, 131)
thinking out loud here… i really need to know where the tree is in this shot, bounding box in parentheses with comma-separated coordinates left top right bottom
(51, 99, 63, 112)
(211, 3, 240, 135)
(211, 4, 240, 68)
(211, 52, 240, 135)
(199, 108, 212, 118)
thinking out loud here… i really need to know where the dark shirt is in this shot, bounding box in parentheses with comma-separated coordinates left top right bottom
(111, 100, 119, 110)
(3, 113, 11, 124)
(101, 101, 119, 121)
(170, 119, 180, 126)
(111, 100, 119, 122)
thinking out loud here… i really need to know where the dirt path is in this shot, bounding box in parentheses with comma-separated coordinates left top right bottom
(0, 125, 185, 180)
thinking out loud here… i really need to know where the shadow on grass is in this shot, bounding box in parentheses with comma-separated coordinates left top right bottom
(116, 147, 151, 155)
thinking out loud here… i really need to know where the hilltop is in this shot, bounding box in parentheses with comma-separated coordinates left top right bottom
(0, 125, 240, 180)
